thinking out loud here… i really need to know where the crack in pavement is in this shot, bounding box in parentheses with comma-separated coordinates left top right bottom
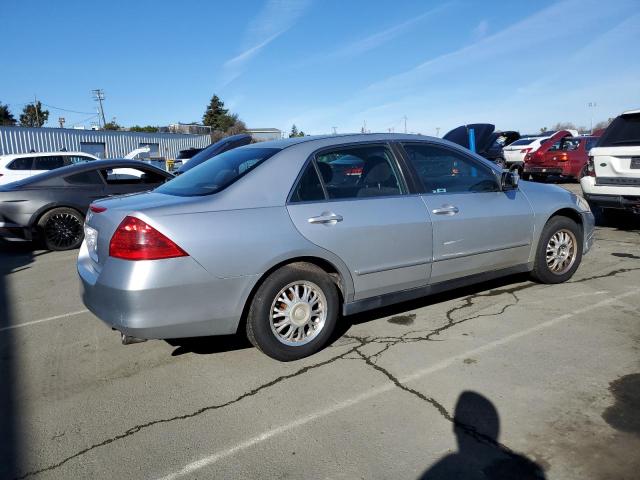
(15, 264, 640, 478)
(14, 344, 362, 480)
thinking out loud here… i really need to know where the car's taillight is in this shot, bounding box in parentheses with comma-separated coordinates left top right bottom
(520, 148, 532, 154)
(587, 156, 595, 177)
(557, 153, 569, 162)
(90, 204, 107, 213)
(109, 216, 187, 260)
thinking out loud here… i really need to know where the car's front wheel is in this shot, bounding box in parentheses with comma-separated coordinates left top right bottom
(531, 216, 583, 284)
(246, 263, 339, 361)
(37, 207, 84, 251)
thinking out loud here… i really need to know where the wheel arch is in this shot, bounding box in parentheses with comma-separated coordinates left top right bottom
(548, 207, 583, 231)
(236, 255, 351, 334)
(29, 203, 86, 229)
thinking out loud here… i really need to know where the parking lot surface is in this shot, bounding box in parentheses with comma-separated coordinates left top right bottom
(1, 183, 639, 480)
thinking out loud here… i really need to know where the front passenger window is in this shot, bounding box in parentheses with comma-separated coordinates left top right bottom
(402, 144, 499, 194)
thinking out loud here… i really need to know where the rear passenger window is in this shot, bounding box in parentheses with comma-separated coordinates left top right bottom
(402, 144, 499, 194)
(65, 171, 104, 185)
(8, 157, 33, 170)
(290, 163, 325, 203)
(33, 156, 65, 170)
(314, 145, 404, 199)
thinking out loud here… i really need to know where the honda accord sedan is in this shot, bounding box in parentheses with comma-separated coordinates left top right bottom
(78, 134, 595, 361)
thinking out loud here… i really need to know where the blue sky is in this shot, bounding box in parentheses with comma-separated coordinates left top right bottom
(2, 0, 639, 135)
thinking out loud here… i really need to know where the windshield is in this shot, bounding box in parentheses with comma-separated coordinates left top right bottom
(597, 113, 640, 147)
(157, 147, 279, 196)
(510, 138, 536, 146)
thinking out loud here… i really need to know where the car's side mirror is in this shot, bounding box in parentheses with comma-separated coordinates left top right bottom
(501, 170, 519, 190)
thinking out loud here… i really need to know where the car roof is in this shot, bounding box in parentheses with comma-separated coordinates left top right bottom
(622, 109, 640, 116)
(0, 151, 97, 159)
(10, 159, 171, 186)
(244, 133, 440, 150)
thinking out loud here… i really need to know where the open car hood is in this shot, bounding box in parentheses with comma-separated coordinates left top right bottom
(533, 130, 572, 156)
(443, 123, 496, 154)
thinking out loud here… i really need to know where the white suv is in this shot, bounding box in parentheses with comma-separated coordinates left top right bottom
(0, 151, 99, 185)
(581, 109, 640, 216)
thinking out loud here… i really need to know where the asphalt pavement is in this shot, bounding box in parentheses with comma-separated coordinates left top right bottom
(1, 183, 639, 480)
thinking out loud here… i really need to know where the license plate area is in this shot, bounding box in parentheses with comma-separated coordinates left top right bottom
(630, 157, 640, 169)
(84, 225, 99, 262)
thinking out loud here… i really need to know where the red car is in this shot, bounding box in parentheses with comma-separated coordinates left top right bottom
(524, 130, 600, 181)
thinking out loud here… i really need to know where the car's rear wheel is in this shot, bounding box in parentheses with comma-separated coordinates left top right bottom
(531, 216, 583, 284)
(246, 263, 339, 361)
(38, 207, 84, 251)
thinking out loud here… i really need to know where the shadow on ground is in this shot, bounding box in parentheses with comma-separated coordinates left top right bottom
(0, 240, 43, 477)
(420, 391, 546, 480)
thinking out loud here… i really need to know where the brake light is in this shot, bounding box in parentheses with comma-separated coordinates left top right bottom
(90, 204, 107, 213)
(587, 156, 595, 177)
(557, 153, 569, 162)
(109, 216, 187, 260)
(520, 148, 532, 154)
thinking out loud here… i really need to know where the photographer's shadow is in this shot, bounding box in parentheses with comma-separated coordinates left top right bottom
(420, 391, 546, 480)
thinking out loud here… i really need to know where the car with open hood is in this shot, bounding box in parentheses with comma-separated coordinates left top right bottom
(524, 131, 600, 181)
(78, 133, 594, 361)
(443, 123, 520, 169)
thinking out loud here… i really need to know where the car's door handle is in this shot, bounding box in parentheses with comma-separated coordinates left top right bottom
(308, 212, 343, 225)
(432, 205, 459, 215)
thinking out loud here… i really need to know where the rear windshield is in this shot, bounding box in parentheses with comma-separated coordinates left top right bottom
(598, 113, 640, 147)
(156, 147, 279, 196)
(509, 138, 536, 146)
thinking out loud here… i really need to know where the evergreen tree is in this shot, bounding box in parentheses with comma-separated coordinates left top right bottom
(0, 101, 16, 126)
(202, 95, 233, 131)
(289, 124, 299, 138)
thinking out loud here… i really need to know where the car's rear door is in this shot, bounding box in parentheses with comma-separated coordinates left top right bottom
(399, 142, 534, 284)
(100, 166, 169, 196)
(287, 143, 433, 300)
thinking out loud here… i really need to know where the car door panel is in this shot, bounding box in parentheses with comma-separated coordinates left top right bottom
(287, 196, 433, 299)
(421, 190, 533, 283)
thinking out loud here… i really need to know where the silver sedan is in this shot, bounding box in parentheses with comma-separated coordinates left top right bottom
(78, 134, 595, 361)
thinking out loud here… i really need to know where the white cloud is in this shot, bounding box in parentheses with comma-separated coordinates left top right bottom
(472, 19, 488, 40)
(222, 0, 312, 86)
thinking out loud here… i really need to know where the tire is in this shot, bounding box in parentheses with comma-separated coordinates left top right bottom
(529, 174, 546, 182)
(37, 207, 85, 251)
(510, 165, 523, 177)
(531, 216, 583, 284)
(246, 263, 339, 361)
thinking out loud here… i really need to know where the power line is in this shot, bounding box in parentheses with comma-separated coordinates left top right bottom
(40, 102, 95, 115)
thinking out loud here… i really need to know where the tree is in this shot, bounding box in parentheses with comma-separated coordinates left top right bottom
(103, 120, 121, 130)
(540, 127, 548, 133)
(551, 122, 577, 131)
(202, 95, 235, 131)
(289, 124, 305, 138)
(19, 101, 49, 127)
(577, 126, 589, 134)
(210, 117, 248, 142)
(129, 125, 159, 132)
(0, 101, 16, 126)
(593, 118, 613, 131)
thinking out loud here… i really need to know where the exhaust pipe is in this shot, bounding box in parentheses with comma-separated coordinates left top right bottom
(121, 332, 147, 345)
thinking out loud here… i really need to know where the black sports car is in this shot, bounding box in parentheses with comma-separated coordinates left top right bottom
(0, 159, 173, 251)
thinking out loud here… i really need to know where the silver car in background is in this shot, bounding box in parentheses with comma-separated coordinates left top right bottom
(78, 134, 595, 361)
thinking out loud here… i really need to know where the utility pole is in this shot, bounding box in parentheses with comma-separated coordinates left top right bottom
(34, 95, 40, 127)
(403, 115, 407, 134)
(58, 117, 65, 128)
(92, 89, 106, 128)
(331, 126, 337, 135)
(588, 102, 597, 133)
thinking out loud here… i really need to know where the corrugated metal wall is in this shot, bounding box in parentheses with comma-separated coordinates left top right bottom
(0, 127, 210, 159)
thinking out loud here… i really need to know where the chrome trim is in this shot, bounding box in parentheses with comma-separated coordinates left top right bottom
(434, 242, 530, 262)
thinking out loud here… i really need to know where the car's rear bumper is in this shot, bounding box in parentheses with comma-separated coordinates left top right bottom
(524, 166, 566, 175)
(77, 242, 257, 339)
(580, 176, 640, 212)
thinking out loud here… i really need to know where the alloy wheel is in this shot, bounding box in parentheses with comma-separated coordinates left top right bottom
(546, 229, 577, 275)
(45, 212, 83, 249)
(270, 281, 327, 346)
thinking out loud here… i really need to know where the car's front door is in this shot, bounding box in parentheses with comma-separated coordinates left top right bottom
(400, 142, 534, 284)
(287, 143, 433, 300)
